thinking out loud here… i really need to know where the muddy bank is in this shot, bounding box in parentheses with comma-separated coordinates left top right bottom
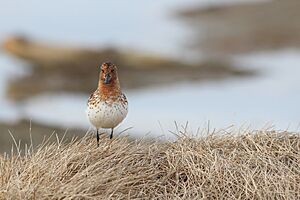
(178, 0, 300, 54)
(2, 36, 254, 100)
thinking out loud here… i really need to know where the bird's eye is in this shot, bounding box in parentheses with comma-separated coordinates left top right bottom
(111, 69, 115, 73)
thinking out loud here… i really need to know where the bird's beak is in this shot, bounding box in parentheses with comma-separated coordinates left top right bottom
(104, 73, 111, 84)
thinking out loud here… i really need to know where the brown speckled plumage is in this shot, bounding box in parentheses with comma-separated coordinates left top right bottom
(87, 62, 128, 146)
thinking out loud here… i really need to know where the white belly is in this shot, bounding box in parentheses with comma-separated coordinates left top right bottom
(87, 101, 128, 129)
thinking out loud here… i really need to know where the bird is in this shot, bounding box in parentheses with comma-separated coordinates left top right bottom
(87, 62, 128, 146)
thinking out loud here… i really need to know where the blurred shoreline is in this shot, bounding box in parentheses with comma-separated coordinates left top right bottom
(2, 36, 254, 101)
(177, 0, 300, 54)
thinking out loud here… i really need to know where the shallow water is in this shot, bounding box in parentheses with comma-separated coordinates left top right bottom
(0, 53, 28, 122)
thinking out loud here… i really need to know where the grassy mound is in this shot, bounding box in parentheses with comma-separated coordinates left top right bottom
(0, 130, 299, 199)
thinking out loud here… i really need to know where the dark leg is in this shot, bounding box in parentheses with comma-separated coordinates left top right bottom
(96, 129, 100, 147)
(110, 128, 114, 139)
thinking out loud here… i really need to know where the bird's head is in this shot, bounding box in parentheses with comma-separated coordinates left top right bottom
(99, 62, 118, 85)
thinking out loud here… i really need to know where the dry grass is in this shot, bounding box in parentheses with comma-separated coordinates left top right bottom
(0, 129, 299, 199)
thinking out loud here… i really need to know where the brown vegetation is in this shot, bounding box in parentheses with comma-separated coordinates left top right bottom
(0, 129, 299, 199)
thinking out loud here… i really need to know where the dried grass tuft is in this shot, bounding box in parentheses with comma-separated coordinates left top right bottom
(0, 129, 299, 199)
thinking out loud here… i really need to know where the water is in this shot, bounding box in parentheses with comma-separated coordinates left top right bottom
(0, 0, 298, 138)
(0, 53, 28, 122)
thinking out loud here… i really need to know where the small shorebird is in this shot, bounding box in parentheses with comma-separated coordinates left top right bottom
(87, 62, 128, 146)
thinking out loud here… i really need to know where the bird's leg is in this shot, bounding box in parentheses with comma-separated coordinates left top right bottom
(110, 128, 114, 139)
(96, 129, 100, 147)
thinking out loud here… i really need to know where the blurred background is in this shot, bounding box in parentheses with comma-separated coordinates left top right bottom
(0, 0, 300, 152)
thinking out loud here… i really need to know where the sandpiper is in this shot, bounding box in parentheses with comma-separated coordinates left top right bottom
(87, 62, 128, 146)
